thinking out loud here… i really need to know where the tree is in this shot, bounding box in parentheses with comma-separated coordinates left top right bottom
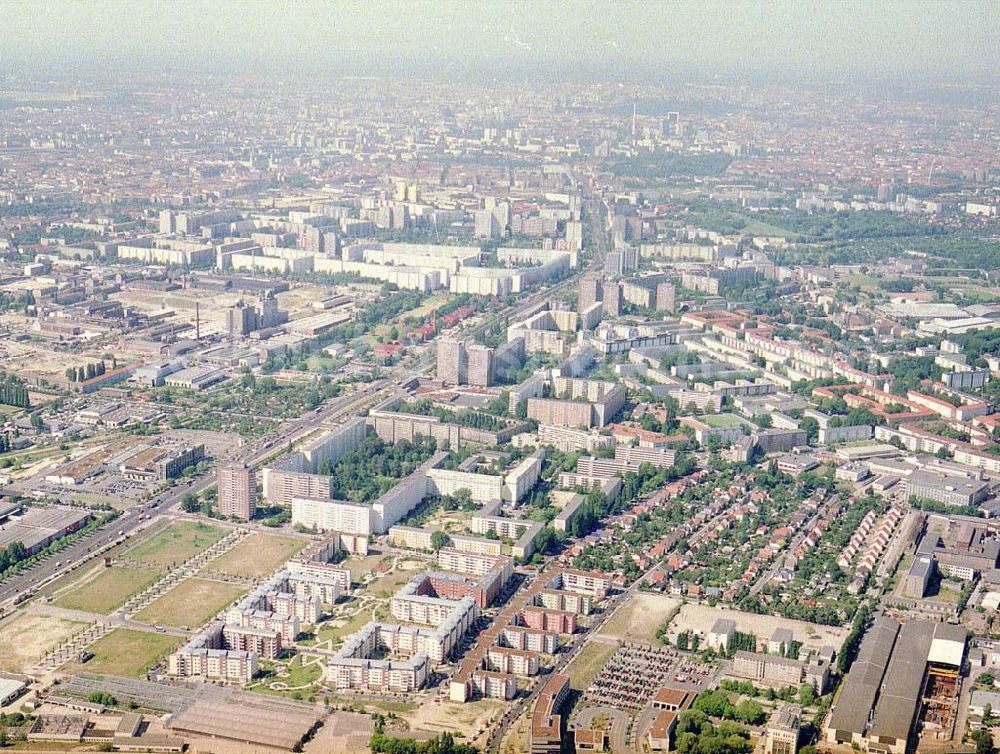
(734, 699, 765, 726)
(87, 691, 117, 707)
(798, 683, 816, 707)
(181, 492, 200, 513)
(799, 416, 819, 443)
(973, 729, 996, 754)
(430, 531, 452, 552)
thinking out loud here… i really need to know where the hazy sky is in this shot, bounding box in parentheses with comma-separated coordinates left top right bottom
(1, 0, 997, 85)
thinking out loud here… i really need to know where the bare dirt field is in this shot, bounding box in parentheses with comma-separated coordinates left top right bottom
(669, 603, 849, 650)
(499, 710, 530, 754)
(302, 711, 374, 754)
(598, 592, 681, 643)
(0, 611, 89, 672)
(402, 698, 504, 742)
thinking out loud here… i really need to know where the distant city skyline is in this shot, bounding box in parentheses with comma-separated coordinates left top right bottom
(1, 0, 998, 85)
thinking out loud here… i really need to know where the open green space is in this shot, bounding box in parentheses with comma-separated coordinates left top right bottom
(202, 533, 305, 579)
(133, 577, 247, 628)
(563, 639, 616, 691)
(68, 628, 181, 678)
(314, 607, 376, 644)
(54, 566, 163, 615)
(123, 521, 226, 568)
(286, 654, 323, 686)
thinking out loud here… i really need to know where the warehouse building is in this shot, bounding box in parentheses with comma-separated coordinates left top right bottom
(826, 617, 966, 754)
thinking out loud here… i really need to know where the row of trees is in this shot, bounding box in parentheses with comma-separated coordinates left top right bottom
(837, 601, 874, 674)
(64, 360, 108, 383)
(0, 372, 29, 408)
(369, 718, 477, 754)
(0, 541, 28, 574)
(395, 399, 509, 432)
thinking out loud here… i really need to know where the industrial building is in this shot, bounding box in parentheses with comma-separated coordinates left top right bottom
(826, 617, 966, 754)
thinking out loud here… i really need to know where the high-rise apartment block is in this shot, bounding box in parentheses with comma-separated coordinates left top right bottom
(578, 274, 603, 312)
(437, 338, 498, 387)
(437, 338, 468, 385)
(218, 462, 256, 520)
(467, 344, 495, 387)
(655, 283, 676, 312)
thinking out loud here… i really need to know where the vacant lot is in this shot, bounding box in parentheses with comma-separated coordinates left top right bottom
(670, 603, 849, 650)
(203, 533, 305, 579)
(0, 612, 88, 672)
(123, 521, 226, 568)
(134, 577, 247, 629)
(303, 711, 374, 754)
(404, 697, 503, 741)
(69, 628, 181, 678)
(54, 566, 162, 615)
(598, 592, 681, 643)
(564, 638, 617, 691)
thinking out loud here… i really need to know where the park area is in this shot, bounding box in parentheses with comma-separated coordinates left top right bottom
(54, 565, 162, 615)
(0, 611, 88, 672)
(202, 533, 305, 579)
(65, 628, 181, 678)
(122, 520, 226, 568)
(133, 577, 247, 628)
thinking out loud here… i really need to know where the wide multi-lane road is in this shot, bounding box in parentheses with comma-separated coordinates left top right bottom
(0, 380, 393, 610)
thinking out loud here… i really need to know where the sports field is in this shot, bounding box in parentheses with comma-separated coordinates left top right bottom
(203, 533, 305, 579)
(68, 628, 181, 678)
(54, 565, 163, 615)
(123, 521, 226, 568)
(133, 577, 247, 628)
